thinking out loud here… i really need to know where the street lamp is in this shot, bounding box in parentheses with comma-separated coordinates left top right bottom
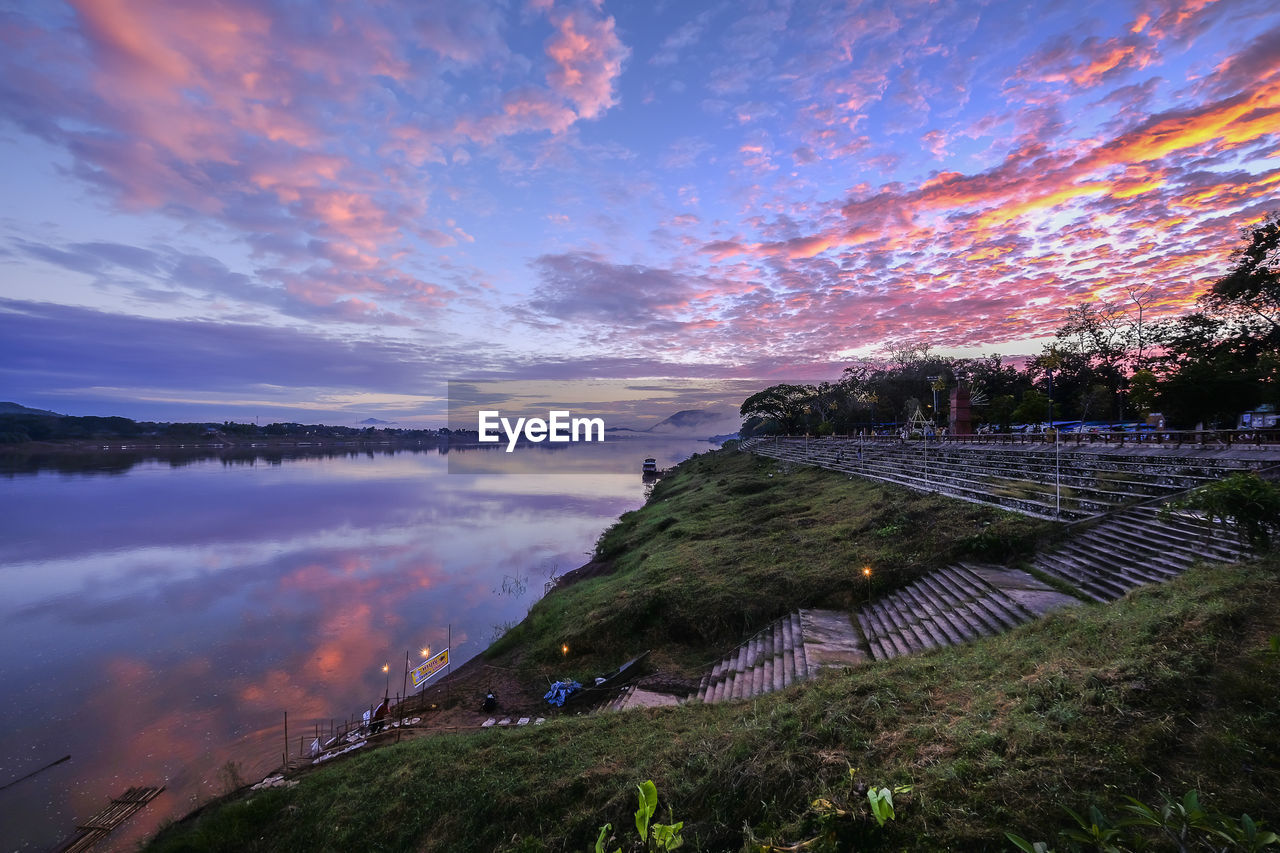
(382, 662, 389, 697)
(863, 565, 872, 602)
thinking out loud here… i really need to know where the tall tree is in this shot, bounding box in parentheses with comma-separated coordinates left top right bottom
(1147, 215, 1280, 427)
(1206, 211, 1280, 349)
(1123, 284, 1158, 370)
(1029, 303, 1128, 420)
(739, 384, 814, 434)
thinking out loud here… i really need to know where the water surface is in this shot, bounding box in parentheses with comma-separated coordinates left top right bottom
(0, 439, 712, 851)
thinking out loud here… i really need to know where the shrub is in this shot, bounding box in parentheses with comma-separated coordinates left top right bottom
(1171, 472, 1280, 549)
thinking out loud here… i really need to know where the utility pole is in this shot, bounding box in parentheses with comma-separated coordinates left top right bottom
(927, 376, 941, 426)
(1048, 367, 1059, 517)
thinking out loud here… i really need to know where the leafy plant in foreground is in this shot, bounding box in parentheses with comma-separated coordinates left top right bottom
(747, 769, 912, 851)
(1006, 789, 1279, 852)
(595, 780, 684, 852)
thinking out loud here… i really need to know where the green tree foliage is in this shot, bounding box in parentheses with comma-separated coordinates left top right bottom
(739, 384, 814, 434)
(1126, 368, 1158, 417)
(1170, 472, 1280, 549)
(731, 220, 1279, 434)
(1029, 303, 1130, 421)
(1011, 389, 1050, 426)
(1149, 215, 1280, 427)
(1207, 211, 1280, 350)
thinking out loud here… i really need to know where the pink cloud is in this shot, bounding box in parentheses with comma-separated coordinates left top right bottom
(546, 6, 628, 120)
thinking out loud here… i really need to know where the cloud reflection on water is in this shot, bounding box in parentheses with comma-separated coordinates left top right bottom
(0, 441, 712, 851)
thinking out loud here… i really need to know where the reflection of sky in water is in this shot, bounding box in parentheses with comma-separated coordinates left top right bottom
(0, 441, 710, 851)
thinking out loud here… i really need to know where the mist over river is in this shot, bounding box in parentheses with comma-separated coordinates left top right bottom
(0, 438, 714, 852)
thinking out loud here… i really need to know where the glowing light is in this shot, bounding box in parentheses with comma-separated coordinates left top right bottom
(561, 643, 569, 656)
(863, 566, 872, 578)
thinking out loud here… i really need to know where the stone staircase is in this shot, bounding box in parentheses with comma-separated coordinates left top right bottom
(613, 442, 1273, 708)
(1031, 504, 1253, 602)
(690, 565, 1077, 703)
(854, 563, 1074, 661)
(690, 612, 819, 704)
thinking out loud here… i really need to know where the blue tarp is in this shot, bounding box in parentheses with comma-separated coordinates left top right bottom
(543, 680, 581, 707)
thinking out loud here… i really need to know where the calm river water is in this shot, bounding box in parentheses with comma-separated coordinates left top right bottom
(0, 439, 713, 852)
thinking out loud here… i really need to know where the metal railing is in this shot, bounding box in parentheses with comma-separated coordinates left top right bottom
(757, 428, 1280, 449)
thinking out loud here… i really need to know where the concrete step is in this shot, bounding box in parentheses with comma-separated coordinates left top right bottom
(780, 615, 796, 687)
(770, 621, 782, 679)
(747, 630, 757, 696)
(927, 570, 1003, 635)
(899, 584, 963, 646)
(1055, 540, 1179, 584)
(856, 609, 891, 661)
(1073, 525, 1208, 571)
(1033, 552, 1131, 601)
(952, 563, 1038, 623)
(799, 609, 870, 675)
(885, 595, 937, 651)
(960, 564, 1081, 616)
(751, 441, 1272, 524)
(726, 640, 749, 700)
(791, 613, 810, 679)
(1094, 512, 1246, 559)
(870, 603, 913, 657)
(913, 574, 983, 641)
(694, 611, 836, 703)
(1108, 513, 1249, 560)
(1056, 536, 1183, 587)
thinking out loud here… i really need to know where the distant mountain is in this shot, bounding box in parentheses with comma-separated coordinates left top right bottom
(648, 408, 731, 433)
(606, 406, 742, 438)
(0, 402, 63, 417)
(359, 417, 396, 425)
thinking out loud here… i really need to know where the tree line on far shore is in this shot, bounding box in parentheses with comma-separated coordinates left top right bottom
(0, 414, 447, 445)
(740, 213, 1280, 435)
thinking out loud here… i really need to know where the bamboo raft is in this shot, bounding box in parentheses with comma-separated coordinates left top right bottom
(53, 785, 165, 853)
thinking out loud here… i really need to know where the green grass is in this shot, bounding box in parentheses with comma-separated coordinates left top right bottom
(145, 448, 1280, 852)
(489, 449, 1051, 677)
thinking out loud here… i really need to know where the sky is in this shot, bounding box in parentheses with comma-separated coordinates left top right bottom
(1, 0, 1278, 425)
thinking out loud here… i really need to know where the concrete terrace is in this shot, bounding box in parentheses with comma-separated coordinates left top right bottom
(671, 435, 1278, 705)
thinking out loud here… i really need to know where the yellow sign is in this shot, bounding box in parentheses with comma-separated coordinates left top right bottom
(411, 648, 449, 688)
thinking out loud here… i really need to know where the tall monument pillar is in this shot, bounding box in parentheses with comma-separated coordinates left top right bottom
(949, 385, 973, 435)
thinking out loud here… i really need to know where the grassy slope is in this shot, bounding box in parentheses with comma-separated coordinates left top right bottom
(146, 449, 1280, 852)
(488, 448, 1050, 677)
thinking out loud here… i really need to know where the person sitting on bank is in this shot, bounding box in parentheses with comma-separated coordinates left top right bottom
(371, 697, 389, 734)
(481, 691, 498, 713)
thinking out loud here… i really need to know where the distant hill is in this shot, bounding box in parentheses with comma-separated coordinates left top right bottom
(0, 402, 63, 417)
(604, 406, 742, 439)
(648, 409, 722, 432)
(359, 417, 396, 425)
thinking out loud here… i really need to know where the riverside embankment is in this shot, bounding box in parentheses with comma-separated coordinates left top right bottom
(145, 445, 1280, 852)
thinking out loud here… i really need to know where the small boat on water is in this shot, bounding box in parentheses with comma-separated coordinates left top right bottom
(642, 458, 659, 477)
